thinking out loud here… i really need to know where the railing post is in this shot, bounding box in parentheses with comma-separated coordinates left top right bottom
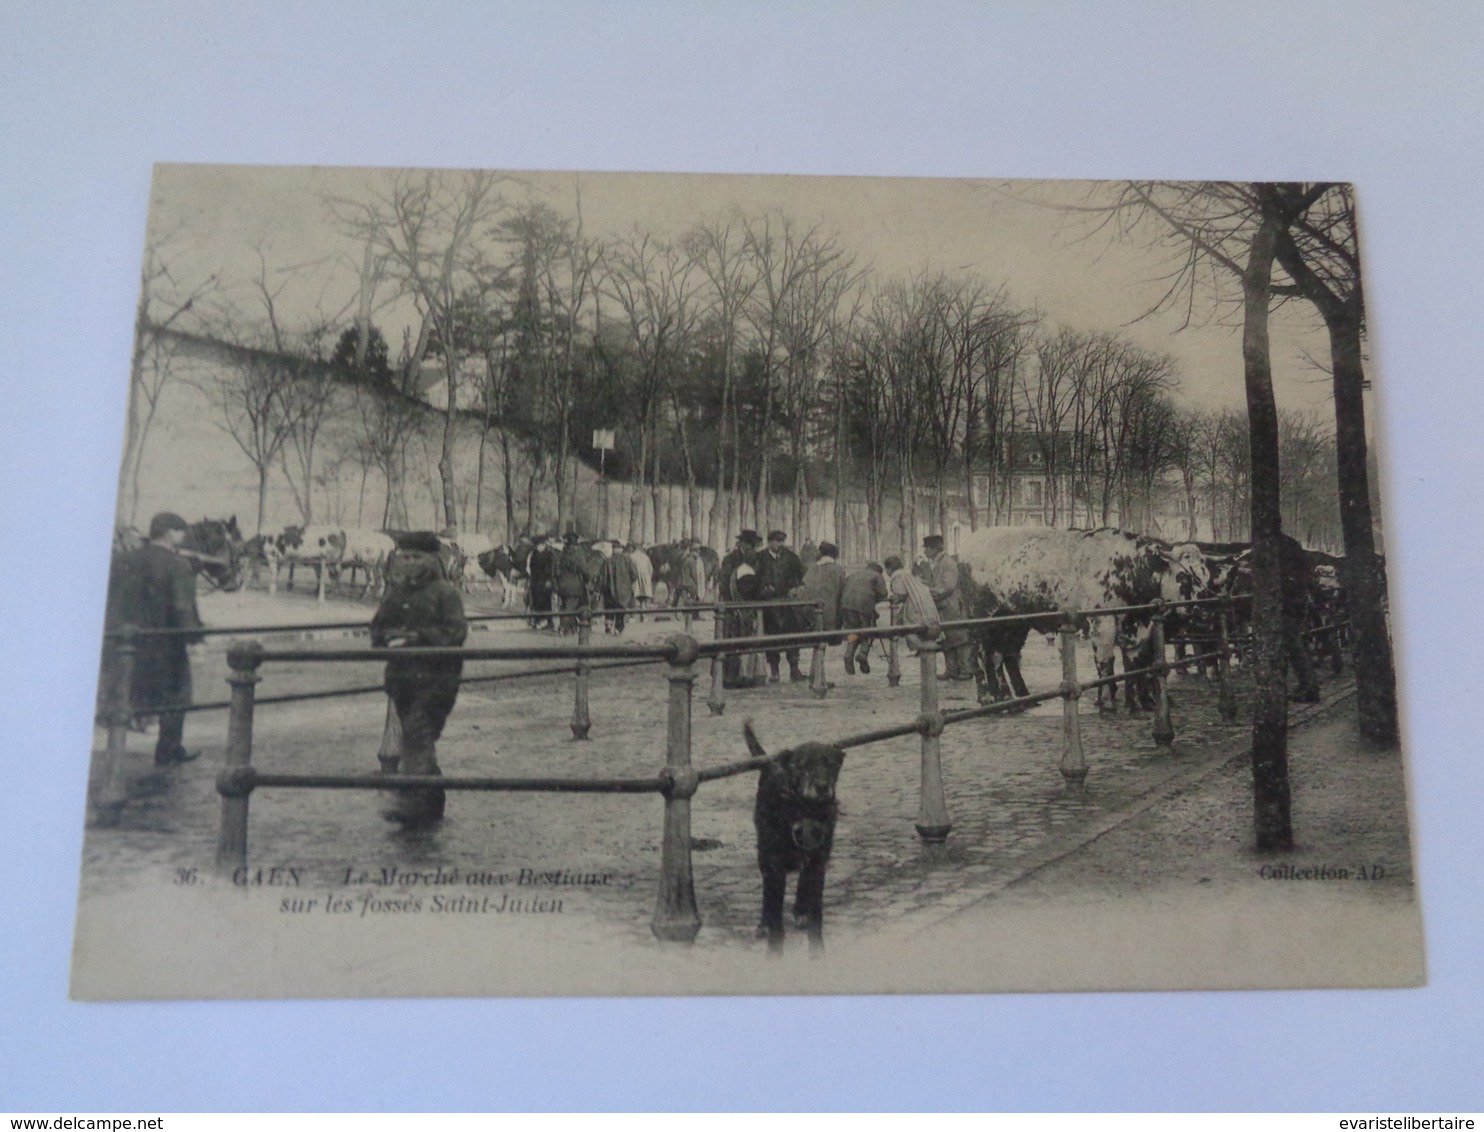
(745, 607, 764, 685)
(316, 559, 327, 604)
(914, 642, 951, 842)
(1058, 621, 1087, 797)
(571, 609, 592, 740)
(706, 604, 726, 716)
(809, 602, 829, 699)
(1216, 596, 1238, 722)
(1150, 601, 1175, 745)
(652, 634, 702, 942)
(91, 629, 136, 825)
(216, 640, 264, 875)
(887, 602, 902, 688)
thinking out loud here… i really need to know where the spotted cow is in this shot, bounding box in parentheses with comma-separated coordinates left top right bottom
(955, 527, 1211, 711)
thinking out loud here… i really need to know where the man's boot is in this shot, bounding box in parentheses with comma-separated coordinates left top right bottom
(843, 653, 856, 676)
(768, 661, 781, 684)
(383, 743, 445, 824)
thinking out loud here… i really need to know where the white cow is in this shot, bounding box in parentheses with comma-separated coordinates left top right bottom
(955, 526, 1211, 709)
(335, 528, 397, 598)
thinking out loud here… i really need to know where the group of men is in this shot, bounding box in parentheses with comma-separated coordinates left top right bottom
(711, 528, 974, 687)
(525, 532, 657, 635)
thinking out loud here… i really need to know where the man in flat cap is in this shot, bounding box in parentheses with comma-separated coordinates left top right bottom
(105, 511, 205, 765)
(371, 531, 468, 823)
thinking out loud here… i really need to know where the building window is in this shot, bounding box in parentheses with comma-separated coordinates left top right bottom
(1025, 479, 1043, 507)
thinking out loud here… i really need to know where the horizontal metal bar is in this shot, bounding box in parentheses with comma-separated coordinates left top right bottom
(941, 687, 1065, 724)
(694, 756, 773, 783)
(250, 772, 663, 793)
(252, 642, 677, 664)
(835, 719, 929, 748)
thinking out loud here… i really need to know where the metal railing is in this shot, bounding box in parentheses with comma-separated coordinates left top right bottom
(96, 592, 1339, 943)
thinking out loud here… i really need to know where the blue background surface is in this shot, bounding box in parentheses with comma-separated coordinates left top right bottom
(1, 1, 1479, 1112)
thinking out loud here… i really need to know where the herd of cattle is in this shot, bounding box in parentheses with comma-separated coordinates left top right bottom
(116, 517, 1359, 709)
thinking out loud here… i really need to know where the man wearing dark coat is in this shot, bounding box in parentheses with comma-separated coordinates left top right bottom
(370, 532, 468, 823)
(105, 511, 205, 765)
(719, 530, 765, 688)
(598, 541, 635, 634)
(757, 529, 808, 682)
(555, 531, 591, 635)
(526, 534, 558, 631)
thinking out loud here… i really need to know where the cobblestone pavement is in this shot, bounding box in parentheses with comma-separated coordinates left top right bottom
(80, 608, 1388, 968)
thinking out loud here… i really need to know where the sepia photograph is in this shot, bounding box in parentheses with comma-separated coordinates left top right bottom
(72, 166, 1421, 999)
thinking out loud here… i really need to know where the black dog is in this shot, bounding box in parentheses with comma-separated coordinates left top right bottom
(745, 721, 845, 955)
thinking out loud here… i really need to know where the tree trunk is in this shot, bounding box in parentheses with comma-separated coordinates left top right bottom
(255, 466, 270, 536)
(1328, 310, 1399, 746)
(1242, 203, 1293, 852)
(439, 362, 458, 535)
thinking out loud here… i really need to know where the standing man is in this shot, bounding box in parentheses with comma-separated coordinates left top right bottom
(627, 541, 653, 619)
(680, 539, 708, 609)
(598, 540, 635, 635)
(106, 511, 205, 766)
(757, 529, 808, 683)
(555, 531, 589, 635)
(800, 540, 847, 634)
(719, 530, 765, 689)
(839, 561, 888, 675)
(923, 534, 972, 679)
(371, 531, 468, 824)
(526, 534, 558, 631)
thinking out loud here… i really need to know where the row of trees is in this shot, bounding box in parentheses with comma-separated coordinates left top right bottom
(126, 173, 1346, 558)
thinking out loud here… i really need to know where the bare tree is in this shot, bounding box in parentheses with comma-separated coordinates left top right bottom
(121, 228, 218, 525)
(602, 229, 700, 544)
(332, 170, 508, 534)
(686, 212, 761, 549)
(742, 212, 856, 535)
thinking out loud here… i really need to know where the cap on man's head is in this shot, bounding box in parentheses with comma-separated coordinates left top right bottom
(148, 512, 189, 539)
(396, 531, 442, 554)
(818, 541, 838, 558)
(738, 529, 761, 546)
(923, 534, 945, 550)
(866, 561, 884, 573)
(883, 555, 904, 572)
(767, 529, 788, 543)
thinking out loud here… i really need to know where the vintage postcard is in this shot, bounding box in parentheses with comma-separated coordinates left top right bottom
(71, 166, 1422, 999)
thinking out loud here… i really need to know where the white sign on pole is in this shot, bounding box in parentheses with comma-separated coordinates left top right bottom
(593, 428, 615, 451)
